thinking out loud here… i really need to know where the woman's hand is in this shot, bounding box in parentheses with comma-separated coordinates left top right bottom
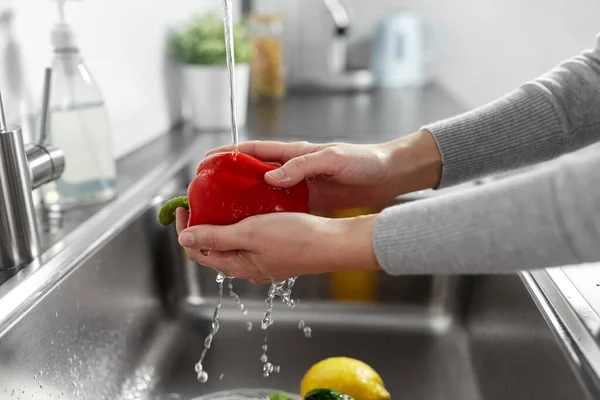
(175, 207, 380, 283)
(206, 130, 442, 213)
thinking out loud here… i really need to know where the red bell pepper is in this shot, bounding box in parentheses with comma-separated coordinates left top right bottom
(158, 151, 310, 227)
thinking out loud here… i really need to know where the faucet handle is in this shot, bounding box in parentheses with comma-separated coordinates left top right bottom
(38, 67, 52, 145)
(25, 67, 65, 189)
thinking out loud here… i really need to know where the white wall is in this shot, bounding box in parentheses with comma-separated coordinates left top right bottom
(0, 0, 238, 158)
(255, 0, 600, 109)
(343, 0, 600, 109)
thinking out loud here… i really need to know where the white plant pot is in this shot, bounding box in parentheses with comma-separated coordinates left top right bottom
(181, 63, 249, 130)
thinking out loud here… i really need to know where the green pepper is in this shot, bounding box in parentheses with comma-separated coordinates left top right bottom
(304, 389, 354, 400)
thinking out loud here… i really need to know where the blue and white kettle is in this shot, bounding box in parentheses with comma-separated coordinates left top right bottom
(370, 11, 437, 88)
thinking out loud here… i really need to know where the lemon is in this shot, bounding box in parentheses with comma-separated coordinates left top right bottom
(300, 357, 390, 400)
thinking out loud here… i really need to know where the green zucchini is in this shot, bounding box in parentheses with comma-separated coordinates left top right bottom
(304, 389, 354, 400)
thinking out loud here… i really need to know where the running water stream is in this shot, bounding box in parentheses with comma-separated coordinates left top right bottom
(193, 0, 310, 383)
(222, 0, 239, 149)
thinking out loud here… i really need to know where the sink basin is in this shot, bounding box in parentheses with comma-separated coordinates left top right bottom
(0, 133, 591, 400)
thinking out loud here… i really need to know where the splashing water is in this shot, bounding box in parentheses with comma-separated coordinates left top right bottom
(228, 277, 254, 333)
(194, 273, 225, 383)
(303, 327, 312, 338)
(260, 278, 299, 376)
(298, 320, 312, 338)
(228, 277, 248, 315)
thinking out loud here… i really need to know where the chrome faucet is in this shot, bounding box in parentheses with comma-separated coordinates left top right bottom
(0, 68, 65, 272)
(294, 0, 374, 92)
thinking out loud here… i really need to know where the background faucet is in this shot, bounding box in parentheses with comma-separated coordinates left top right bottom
(323, 0, 351, 75)
(293, 0, 374, 92)
(0, 67, 65, 273)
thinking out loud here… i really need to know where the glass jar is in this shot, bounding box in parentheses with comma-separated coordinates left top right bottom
(247, 14, 286, 101)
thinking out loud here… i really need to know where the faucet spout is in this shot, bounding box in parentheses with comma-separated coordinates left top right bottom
(0, 68, 65, 272)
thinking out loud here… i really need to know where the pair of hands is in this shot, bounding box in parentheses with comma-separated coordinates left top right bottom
(176, 130, 442, 283)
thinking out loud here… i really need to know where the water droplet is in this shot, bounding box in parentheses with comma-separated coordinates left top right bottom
(50, 340, 54, 345)
(262, 344, 268, 351)
(204, 334, 214, 349)
(303, 327, 312, 338)
(263, 362, 273, 377)
(219, 374, 224, 380)
(198, 371, 208, 383)
(39, 371, 43, 377)
(193, 274, 225, 384)
(260, 354, 268, 363)
(228, 277, 249, 318)
(246, 321, 253, 331)
(298, 320, 305, 329)
(54, 311, 58, 317)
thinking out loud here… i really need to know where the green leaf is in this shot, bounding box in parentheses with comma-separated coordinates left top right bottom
(269, 393, 290, 400)
(169, 12, 251, 65)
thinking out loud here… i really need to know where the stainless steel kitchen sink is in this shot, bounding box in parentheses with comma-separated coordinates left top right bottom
(0, 132, 592, 400)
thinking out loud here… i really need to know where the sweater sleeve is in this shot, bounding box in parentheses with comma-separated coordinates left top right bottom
(423, 34, 600, 188)
(373, 147, 600, 274)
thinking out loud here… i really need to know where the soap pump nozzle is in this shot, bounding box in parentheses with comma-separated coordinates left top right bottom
(50, 0, 80, 51)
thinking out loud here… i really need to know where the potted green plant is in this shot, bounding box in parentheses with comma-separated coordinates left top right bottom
(170, 13, 251, 130)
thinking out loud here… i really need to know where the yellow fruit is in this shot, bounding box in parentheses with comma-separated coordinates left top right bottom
(300, 357, 390, 400)
(330, 271, 378, 303)
(329, 208, 379, 304)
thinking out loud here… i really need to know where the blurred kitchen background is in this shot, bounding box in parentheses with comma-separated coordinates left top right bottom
(3, 2, 600, 398)
(1, 0, 598, 159)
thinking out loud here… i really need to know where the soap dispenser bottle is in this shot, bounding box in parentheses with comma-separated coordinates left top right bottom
(41, 0, 117, 212)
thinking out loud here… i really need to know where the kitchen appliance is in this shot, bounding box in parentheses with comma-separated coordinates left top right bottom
(370, 10, 436, 88)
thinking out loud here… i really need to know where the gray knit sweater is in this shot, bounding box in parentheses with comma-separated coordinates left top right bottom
(373, 33, 600, 275)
